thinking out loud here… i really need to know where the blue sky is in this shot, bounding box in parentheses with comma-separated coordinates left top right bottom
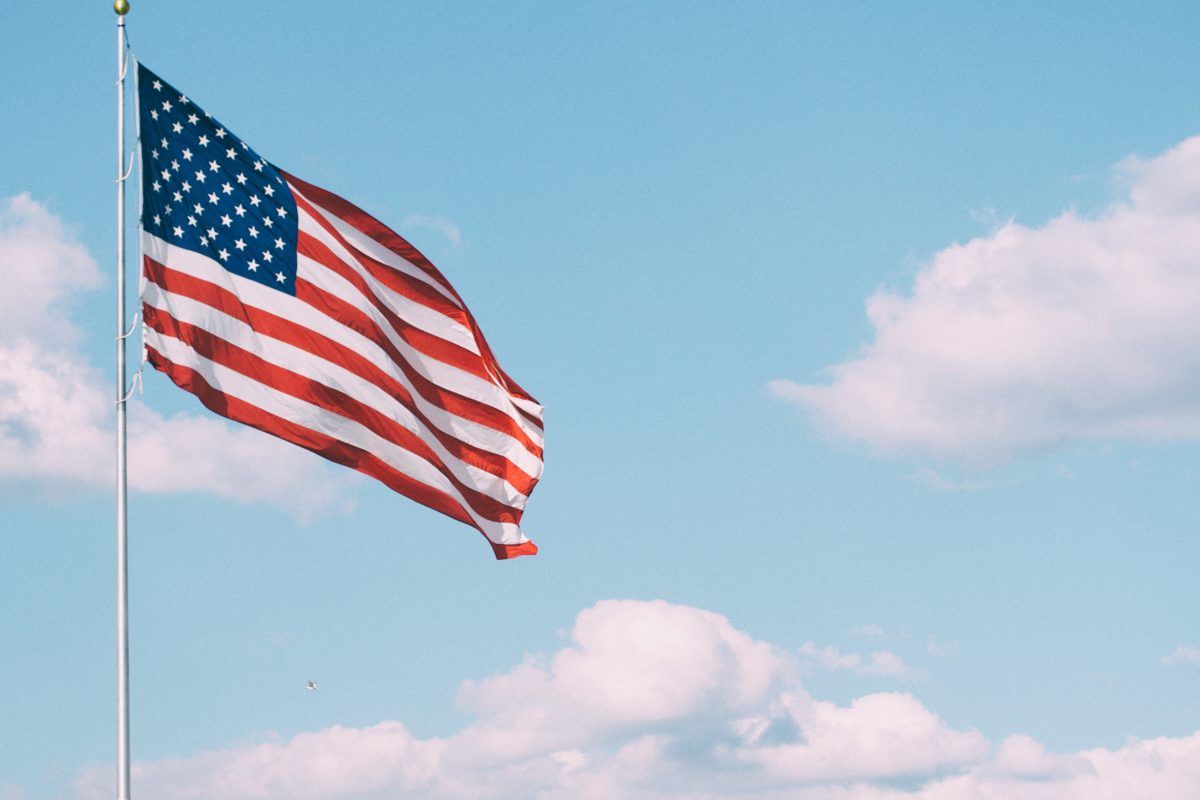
(3, 3, 1200, 798)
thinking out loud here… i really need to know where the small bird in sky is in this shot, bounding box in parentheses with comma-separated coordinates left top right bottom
(306, 680, 317, 691)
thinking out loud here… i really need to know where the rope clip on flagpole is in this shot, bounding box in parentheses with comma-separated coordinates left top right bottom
(119, 369, 144, 404)
(118, 310, 141, 340)
(118, 156, 135, 183)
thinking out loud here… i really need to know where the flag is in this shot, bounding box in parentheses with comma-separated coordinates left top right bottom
(135, 63, 544, 559)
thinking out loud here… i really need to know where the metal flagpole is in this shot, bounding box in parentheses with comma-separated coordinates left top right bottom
(114, 1, 132, 799)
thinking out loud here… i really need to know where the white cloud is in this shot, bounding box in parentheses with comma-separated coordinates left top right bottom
(0, 338, 110, 485)
(771, 135, 1200, 465)
(0, 194, 354, 517)
(0, 193, 99, 349)
(911, 467, 985, 492)
(799, 641, 915, 678)
(68, 598, 1200, 800)
(1162, 645, 1200, 668)
(125, 397, 356, 519)
(925, 639, 958, 659)
(853, 623, 891, 640)
(401, 214, 463, 248)
(452, 599, 793, 762)
(72, 722, 445, 800)
(985, 734, 1092, 781)
(912, 733, 1200, 800)
(736, 691, 987, 784)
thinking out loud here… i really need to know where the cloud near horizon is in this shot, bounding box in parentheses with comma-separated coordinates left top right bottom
(0, 193, 355, 517)
(70, 599, 1200, 800)
(771, 134, 1200, 466)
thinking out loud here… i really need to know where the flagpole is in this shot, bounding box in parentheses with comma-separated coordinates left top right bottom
(114, 1, 132, 799)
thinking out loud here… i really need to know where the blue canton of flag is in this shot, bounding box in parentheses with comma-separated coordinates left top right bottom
(138, 65, 299, 294)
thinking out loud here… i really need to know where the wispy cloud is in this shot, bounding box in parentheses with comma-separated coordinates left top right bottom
(926, 639, 959, 658)
(798, 641, 916, 678)
(852, 623, 891, 640)
(772, 134, 1200, 466)
(1163, 645, 1200, 668)
(68, 598, 1200, 800)
(912, 467, 986, 492)
(402, 214, 463, 247)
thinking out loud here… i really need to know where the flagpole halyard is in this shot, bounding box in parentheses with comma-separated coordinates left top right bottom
(115, 2, 132, 799)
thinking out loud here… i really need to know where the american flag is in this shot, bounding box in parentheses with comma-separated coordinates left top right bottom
(135, 63, 544, 559)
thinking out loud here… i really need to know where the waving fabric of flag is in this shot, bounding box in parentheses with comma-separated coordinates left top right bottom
(135, 63, 544, 559)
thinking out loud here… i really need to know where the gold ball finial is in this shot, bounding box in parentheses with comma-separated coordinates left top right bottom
(114, 0, 130, 15)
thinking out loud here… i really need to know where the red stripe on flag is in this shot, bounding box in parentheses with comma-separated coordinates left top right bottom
(491, 539, 539, 560)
